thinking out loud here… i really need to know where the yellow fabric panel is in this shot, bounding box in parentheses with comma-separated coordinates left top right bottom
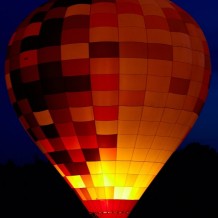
(118, 120, 140, 134)
(131, 149, 148, 161)
(66, 175, 86, 188)
(119, 58, 147, 74)
(128, 187, 146, 200)
(119, 106, 143, 121)
(65, 4, 90, 17)
(117, 134, 137, 148)
(99, 148, 117, 160)
(192, 51, 204, 67)
(70, 106, 94, 121)
(95, 187, 106, 199)
(61, 43, 89, 60)
(134, 174, 154, 187)
(161, 108, 181, 123)
(172, 61, 192, 79)
(141, 4, 165, 17)
(81, 175, 94, 188)
(95, 120, 118, 134)
(91, 174, 104, 187)
(116, 161, 130, 173)
(90, 2, 116, 14)
(144, 91, 168, 107)
(103, 174, 115, 186)
(147, 29, 171, 45)
(119, 74, 147, 90)
(33, 110, 53, 125)
(90, 58, 119, 74)
(166, 93, 186, 109)
(92, 91, 118, 106)
(101, 161, 116, 173)
(114, 187, 125, 199)
(87, 161, 102, 174)
(87, 188, 97, 200)
(90, 27, 118, 42)
(178, 111, 198, 127)
(142, 106, 164, 121)
(173, 47, 192, 64)
(119, 27, 147, 42)
(145, 149, 160, 162)
(148, 59, 172, 77)
(122, 187, 132, 199)
(125, 174, 138, 186)
(171, 32, 191, 48)
(118, 14, 145, 27)
(105, 187, 114, 199)
(117, 148, 134, 160)
(135, 135, 154, 148)
(146, 75, 171, 92)
(128, 161, 144, 174)
(115, 174, 127, 186)
(138, 121, 159, 135)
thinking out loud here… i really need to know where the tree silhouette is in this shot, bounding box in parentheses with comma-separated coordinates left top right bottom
(0, 142, 217, 217)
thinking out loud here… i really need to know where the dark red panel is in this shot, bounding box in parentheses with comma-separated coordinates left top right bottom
(147, 43, 173, 60)
(62, 59, 90, 76)
(97, 134, 117, 148)
(91, 74, 119, 91)
(94, 106, 118, 120)
(169, 77, 190, 95)
(83, 148, 100, 161)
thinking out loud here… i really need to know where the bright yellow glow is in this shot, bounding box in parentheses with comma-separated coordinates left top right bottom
(116, 161, 130, 173)
(117, 148, 134, 160)
(87, 161, 102, 174)
(105, 187, 114, 199)
(87, 188, 97, 200)
(96, 187, 106, 199)
(91, 174, 104, 187)
(66, 175, 85, 188)
(101, 161, 116, 174)
(103, 174, 115, 186)
(122, 187, 132, 199)
(128, 161, 143, 174)
(115, 174, 127, 186)
(129, 187, 145, 199)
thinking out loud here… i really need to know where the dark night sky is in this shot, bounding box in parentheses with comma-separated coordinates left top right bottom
(0, 0, 218, 166)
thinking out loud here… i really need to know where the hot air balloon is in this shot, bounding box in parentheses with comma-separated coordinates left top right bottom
(5, 0, 211, 217)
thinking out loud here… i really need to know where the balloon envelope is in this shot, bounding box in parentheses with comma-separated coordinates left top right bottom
(5, 0, 211, 217)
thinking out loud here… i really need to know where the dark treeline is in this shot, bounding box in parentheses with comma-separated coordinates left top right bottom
(0, 142, 218, 218)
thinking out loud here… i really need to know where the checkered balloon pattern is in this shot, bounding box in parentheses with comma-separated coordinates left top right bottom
(5, 0, 211, 217)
